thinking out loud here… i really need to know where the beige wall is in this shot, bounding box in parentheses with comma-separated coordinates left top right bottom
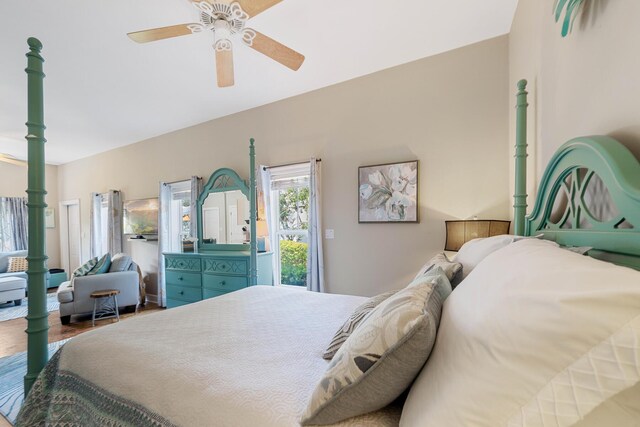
(509, 0, 640, 212)
(0, 162, 60, 267)
(58, 35, 509, 298)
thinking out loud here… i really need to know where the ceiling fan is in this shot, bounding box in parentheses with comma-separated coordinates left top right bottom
(0, 154, 26, 167)
(127, 0, 305, 88)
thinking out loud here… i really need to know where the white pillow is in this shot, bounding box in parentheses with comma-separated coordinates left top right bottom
(400, 238, 640, 427)
(454, 234, 545, 284)
(454, 235, 516, 281)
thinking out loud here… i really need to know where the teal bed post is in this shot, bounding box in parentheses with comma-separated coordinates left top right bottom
(24, 37, 49, 396)
(249, 138, 258, 286)
(514, 79, 529, 236)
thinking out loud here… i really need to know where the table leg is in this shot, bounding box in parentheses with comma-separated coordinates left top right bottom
(114, 294, 120, 322)
(92, 298, 97, 327)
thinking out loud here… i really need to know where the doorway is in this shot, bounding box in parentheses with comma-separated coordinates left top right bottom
(59, 200, 82, 274)
(203, 207, 221, 244)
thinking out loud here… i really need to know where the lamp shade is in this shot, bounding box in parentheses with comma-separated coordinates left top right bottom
(444, 220, 511, 251)
(256, 220, 268, 237)
(256, 220, 269, 252)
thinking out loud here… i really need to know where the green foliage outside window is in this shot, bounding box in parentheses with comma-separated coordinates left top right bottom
(278, 184, 309, 286)
(279, 187, 309, 235)
(280, 240, 308, 286)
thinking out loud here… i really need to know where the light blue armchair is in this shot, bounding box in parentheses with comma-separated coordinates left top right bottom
(56, 262, 141, 325)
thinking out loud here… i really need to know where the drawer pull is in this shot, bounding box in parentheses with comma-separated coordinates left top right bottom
(220, 281, 226, 286)
(179, 290, 184, 295)
(178, 276, 183, 281)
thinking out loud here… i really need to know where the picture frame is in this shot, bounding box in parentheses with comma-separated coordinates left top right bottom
(358, 160, 419, 223)
(123, 198, 159, 236)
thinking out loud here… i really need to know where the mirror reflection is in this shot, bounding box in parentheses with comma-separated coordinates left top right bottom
(201, 190, 250, 244)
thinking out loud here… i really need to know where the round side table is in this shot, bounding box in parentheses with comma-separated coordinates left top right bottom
(90, 289, 120, 326)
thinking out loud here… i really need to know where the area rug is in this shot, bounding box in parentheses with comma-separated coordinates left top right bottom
(0, 339, 69, 425)
(0, 293, 59, 323)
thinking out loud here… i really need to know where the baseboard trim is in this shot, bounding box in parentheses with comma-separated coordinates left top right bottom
(145, 294, 158, 305)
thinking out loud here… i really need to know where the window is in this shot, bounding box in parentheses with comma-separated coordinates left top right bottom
(270, 164, 310, 286)
(166, 181, 193, 253)
(90, 192, 109, 257)
(0, 197, 28, 252)
(99, 195, 109, 255)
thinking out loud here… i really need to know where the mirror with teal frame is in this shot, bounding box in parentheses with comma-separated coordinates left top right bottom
(197, 168, 251, 252)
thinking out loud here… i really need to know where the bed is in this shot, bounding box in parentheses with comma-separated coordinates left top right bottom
(17, 42, 640, 426)
(18, 286, 402, 426)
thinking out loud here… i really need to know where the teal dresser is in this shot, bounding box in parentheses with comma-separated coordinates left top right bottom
(165, 139, 271, 309)
(164, 251, 273, 308)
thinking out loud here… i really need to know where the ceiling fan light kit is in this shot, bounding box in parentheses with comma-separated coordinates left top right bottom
(128, 0, 305, 88)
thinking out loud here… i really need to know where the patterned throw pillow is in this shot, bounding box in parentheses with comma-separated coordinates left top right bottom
(73, 257, 98, 277)
(414, 252, 462, 284)
(323, 291, 397, 360)
(88, 253, 111, 275)
(7, 256, 28, 272)
(301, 278, 445, 425)
(413, 266, 453, 302)
(109, 253, 133, 273)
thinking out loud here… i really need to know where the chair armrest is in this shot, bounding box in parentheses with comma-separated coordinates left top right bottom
(73, 271, 139, 302)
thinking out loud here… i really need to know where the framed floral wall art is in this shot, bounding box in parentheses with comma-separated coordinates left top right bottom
(358, 160, 418, 223)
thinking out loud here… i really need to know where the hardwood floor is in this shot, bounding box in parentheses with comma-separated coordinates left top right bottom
(0, 413, 10, 427)
(0, 301, 163, 358)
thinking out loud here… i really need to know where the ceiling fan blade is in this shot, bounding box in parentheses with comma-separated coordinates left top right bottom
(215, 44, 235, 87)
(0, 154, 27, 167)
(237, 0, 282, 17)
(127, 24, 199, 43)
(245, 30, 305, 71)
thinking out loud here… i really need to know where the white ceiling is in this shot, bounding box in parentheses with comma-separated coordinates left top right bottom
(0, 0, 518, 165)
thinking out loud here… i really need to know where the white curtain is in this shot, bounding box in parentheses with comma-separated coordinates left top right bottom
(157, 178, 200, 307)
(89, 193, 103, 258)
(190, 176, 202, 239)
(259, 165, 277, 284)
(0, 197, 28, 251)
(107, 190, 123, 254)
(90, 191, 122, 258)
(157, 182, 171, 307)
(307, 158, 325, 292)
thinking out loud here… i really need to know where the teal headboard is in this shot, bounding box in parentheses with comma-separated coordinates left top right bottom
(524, 136, 640, 270)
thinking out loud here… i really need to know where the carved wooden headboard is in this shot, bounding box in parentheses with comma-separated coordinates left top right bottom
(513, 82, 640, 270)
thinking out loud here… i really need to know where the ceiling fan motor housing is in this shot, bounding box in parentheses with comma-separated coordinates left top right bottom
(194, 1, 248, 34)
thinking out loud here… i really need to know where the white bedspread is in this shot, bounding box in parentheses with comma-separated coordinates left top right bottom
(43, 286, 401, 426)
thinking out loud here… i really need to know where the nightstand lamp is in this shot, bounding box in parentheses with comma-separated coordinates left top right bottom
(445, 219, 511, 251)
(256, 220, 269, 252)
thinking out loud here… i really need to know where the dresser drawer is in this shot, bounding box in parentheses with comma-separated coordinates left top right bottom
(203, 258, 248, 275)
(203, 274, 248, 292)
(167, 284, 202, 302)
(203, 289, 231, 300)
(166, 270, 201, 288)
(166, 298, 193, 308)
(165, 256, 201, 272)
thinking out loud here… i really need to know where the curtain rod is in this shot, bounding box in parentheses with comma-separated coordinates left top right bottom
(262, 159, 321, 171)
(161, 177, 202, 186)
